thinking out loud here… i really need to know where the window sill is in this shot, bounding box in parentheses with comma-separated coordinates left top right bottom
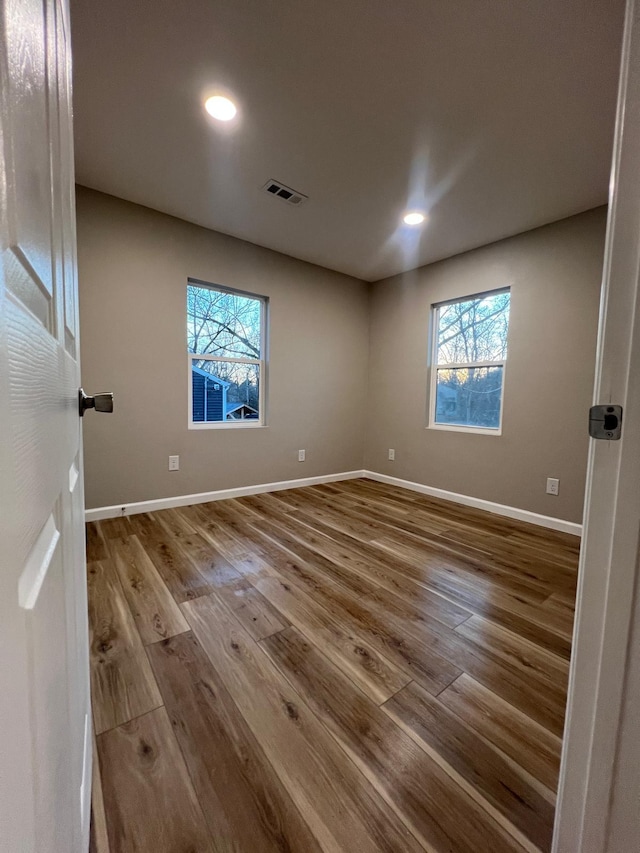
(427, 423, 502, 437)
(189, 422, 267, 431)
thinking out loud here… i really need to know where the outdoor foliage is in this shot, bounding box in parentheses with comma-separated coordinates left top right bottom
(437, 290, 510, 364)
(187, 284, 262, 417)
(187, 285, 261, 358)
(434, 291, 510, 428)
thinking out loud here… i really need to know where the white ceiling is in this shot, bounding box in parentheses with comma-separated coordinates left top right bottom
(70, 0, 625, 282)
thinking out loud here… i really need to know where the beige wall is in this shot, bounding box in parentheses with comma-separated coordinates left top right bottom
(365, 208, 606, 524)
(78, 189, 605, 522)
(77, 187, 369, 509)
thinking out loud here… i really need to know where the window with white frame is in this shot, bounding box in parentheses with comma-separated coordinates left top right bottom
(429, 288, 510, 433)
(187, 280, 267, 428)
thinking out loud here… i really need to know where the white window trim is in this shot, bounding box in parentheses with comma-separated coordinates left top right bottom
(187, 283, 267, 430)
(427, 299, 508, 436)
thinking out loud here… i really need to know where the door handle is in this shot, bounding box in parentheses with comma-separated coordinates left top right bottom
(79, 388, 114, 417)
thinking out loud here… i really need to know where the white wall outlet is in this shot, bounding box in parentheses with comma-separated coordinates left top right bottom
(298, 449, 306, 462)
(388, 449, 395, 461)
(168, 455, 180, 471)
(546, 477, 560, 496)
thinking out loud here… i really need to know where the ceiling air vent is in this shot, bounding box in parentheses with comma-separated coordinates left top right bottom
(262, 179, 308, 206)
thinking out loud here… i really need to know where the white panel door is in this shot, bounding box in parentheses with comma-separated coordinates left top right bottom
(0, 0, 91, 851)
(553, 1, 640, 850)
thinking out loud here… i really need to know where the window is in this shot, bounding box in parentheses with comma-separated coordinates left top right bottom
(187, 280, 267, 428)
(429, 288, 510, 433)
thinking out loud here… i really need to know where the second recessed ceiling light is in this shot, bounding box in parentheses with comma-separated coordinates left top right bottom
(403, 211, 426, 226)
(204, 95, 237, 121)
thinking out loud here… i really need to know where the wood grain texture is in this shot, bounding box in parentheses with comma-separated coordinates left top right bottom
(97, 707, 213, 853)
(253, 574, 411, 703)
(151, 507, 198, 538)
(86, 522, 109, 563)
(97, 516, 134, 541)
(89, 731, 110, 853)
(225, 505, 564, 727)
(216, 505, 464, 695)
(88, 561, 162, 734)
(455, 615, 569, 692)
(167, 530, 243, 589)
(147, 632, 322, 853)
(137, 528, 212, 602)
(182, 593, 424, 853)
(439, 673, 562, 792)
(212, 576, 289, 640)
(262, 627, 528, 853)
(383, 679, 555, 851)
(89, 479, 578, 852)
(240, 493, 571, 663)
(126, 511, 165, 538)
(110, 535, 189, 645)
(245, 496, 472, 629)
(176, 504, 253, 559)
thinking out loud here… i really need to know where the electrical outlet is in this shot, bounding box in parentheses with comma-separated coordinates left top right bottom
(169, 455, 179, 471)
(546, 477, 559, 496)
(388, 449, 395, 461)
(298, 449, 306, 462)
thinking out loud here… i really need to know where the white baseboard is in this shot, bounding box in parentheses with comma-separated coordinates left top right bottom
(362, 470, 583, 537)
(84, 470, 366, 521)
(85, 467, 582, 536)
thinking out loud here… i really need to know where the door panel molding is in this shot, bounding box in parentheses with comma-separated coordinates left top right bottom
(18, 514, 61, 610)
(553, 1, 640, 850)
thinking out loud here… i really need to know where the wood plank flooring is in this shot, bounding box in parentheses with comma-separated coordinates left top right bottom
(87, 478, 579, 853)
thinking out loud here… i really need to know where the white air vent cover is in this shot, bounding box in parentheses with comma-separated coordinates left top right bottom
(262, 179, 308, 206)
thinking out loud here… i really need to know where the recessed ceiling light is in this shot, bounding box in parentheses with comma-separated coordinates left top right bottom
(204, 95, 237, 122)
(403, 211, 426, 226)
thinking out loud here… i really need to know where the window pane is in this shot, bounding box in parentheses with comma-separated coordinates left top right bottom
(434, 366, 503, 429)
(191, 359, 260, 423)
(187, 284, 262, 358)
(437, 291, 510, 364)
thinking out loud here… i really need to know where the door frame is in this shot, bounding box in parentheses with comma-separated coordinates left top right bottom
(553, 0, 640, 849)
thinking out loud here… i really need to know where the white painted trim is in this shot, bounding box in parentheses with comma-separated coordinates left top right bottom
(187, 280, 268, 429)
(190, 353, 262, 366)
(188, 420, 267, 430)
(432, 360, 506, 370)
(86, 467, 582, 535)
(188, 354, 266, 429)
(553, 2, 640, 849)
(363, 470, 582, 536)
(84, 470, 366, 521)
(80, 713, 92, 848)
(18, 515, 61, 610)
(428, 291, 510, 435)
(426, 423, 502, 437)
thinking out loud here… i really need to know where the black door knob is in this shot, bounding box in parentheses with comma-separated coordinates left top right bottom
(79, 389, 114, 417)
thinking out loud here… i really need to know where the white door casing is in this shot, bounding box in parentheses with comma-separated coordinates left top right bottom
(0, 0, 91, 851)
(553, 0, 640, 850)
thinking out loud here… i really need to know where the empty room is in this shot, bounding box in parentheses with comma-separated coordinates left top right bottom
(3, 1, 640, 852)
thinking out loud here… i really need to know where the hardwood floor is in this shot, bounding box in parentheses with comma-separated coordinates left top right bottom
(87, 478, 579, 853)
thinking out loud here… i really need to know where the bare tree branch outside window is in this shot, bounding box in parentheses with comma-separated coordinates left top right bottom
(433, 290, 510, 429)
(187, 284, 264, 422)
